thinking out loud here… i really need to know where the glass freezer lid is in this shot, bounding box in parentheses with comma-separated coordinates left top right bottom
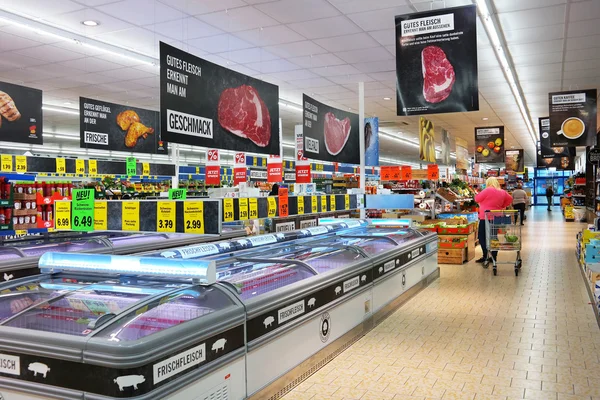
(301, 235, 397, 256)
(342, 227, 422, 244)
(0, 238, 110, 259)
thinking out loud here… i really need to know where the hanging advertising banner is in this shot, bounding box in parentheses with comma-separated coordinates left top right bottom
(505, 149, 524, 173)
(159, 42, 280, 154)
(536, 142, 575, 170)
(473, 163, 480, 176)
(205, 149, 220, 185)
(364, 117, 379, 166)
(539, 117, 574, 159)
(80, 97, 167, 154)
(267, 155, 283, 183)
(419, 117, 436, 162)
(233, 152, 247, 185)
(0, 81, 43, 144)
(440, 128, 451, 165)
(549, 89, 597, 147)
(475, 126, 504, 163)
(455, 137, 469, 170)
(395, 5, 478, 116)
(302, 94, 360, 164)
(294, 124, 311, 183)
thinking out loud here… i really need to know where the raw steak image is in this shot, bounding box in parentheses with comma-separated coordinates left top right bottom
(421, 46, 456, 103)
(218, 85, 271, 147)
(324, 112, 351, 155)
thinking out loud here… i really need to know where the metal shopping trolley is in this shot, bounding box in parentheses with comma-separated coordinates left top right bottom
(484, 210, 522, 276)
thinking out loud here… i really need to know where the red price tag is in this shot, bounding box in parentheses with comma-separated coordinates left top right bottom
(278, 187, 289, 217)
(207, 149, 219, 162)
(391, 166, 401, 181)
(427, 164, 439, 180)
(380, 166, 391, 181)
(401, 166, 412, 181)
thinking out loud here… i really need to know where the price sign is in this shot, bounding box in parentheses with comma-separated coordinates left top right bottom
(54, 158, 66, 174)
(261, 158, 266, 167)
(71, 189, 94, 232)
(94, 201, 107, 230)
(238, 198, 249, 220)
(344, 194, 350, 210)
(401, 166, 413, 181)
(380, 166, 390, 181)
(249, 198, 258, 219)
(278, 188, 289, 217)
(311, 196, 318, 213)
(122, 201, 140, 231)
(75, 159, 85, 175)
(297, 196, 304, 215)
(253, 157, 257, 166)
(321, 195, 327, 212)
(235, 152, 246, 165)
(267, 197, 277, 217)
(168, 188, 187, 200)
(142, 163, 150, 176)
(223, 198, 234, 222)
(184, 201, 204, 234)
(427, 164, 439, 180)
(15, 156, 27, 173)
(88, 159, 98, 175)
(55, 201, 72, 230)
(329, 194, 336, 211)
(157, 201, 176, 232)
(126, 157, 136, 176)
(0, 155, 12, 172)
(391, 166, 401, 181)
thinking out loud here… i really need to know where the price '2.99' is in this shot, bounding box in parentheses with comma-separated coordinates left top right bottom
(186, 220, 202, 230)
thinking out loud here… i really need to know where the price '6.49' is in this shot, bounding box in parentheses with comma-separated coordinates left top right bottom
(186, 220, 202, 230)
(73, 215, 92, 227)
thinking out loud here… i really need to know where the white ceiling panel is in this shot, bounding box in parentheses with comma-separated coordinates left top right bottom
(44, 8, 134, 36)
(512, 52, 563, 66)
(156, 0, 246, 15)
(287, 53, 346, 69)
(264, 41, 328, 58)
(256, 0, 340, 24)
(232, 25, 305, 47)
(287, 77, 336, 88)
(196, 7, 279, 33)
(310, 64, 361, 77)
(187, 34, 253, 53)
(509, 40, 564, 57)
(368, 29, 396, 47)
(412, 0, 471, 12)
(368, 71, 396, 82)
(265, 69, 319, 82)
(0, 32, 46, 52)
(216, 48, 279, 64)
(353, 59, 395, 74)
(0, 52, 47, 70)
(309, 85, 355, 95)
(568, 0, 600, 22)
(346, 6, 414, 32)
(567, 18, 600, 38)
(245, 58, 300, 73)
(287, 16, 361, 40)
(563, 68, 600, 80)
(147, 18, 224, 41)
(565, 47, 600, 62)
(329, 0, 410, 14)
(493, 0, 566, 13)
(499, 5, 566, 31)
(314, 33, 380, 52)
(335, 46, 393, 64)
(0, 0, 84, 16)
(97, 0, 184, 25)
(504, 24, 564, 44)
(565, 34, 600, 51)
(15, 44, 86, 63)
(327, 73, 375, 85)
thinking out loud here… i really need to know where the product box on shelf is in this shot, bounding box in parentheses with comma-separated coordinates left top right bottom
(438, 248, 467, 264)
(438, 236, 467, 249)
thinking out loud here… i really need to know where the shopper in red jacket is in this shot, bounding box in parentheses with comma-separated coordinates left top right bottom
(474, 177, 513, 263)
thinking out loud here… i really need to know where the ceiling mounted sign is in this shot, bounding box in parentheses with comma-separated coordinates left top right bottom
(538, 117, 574, 160)
(159, 42, 280, 155)
(505, 149, 524, 174)
(395, 5, 479, 116)
(549, 89, 597, 147)
(475, 126, 504, 164)
(302, 94, 360, 164)
(0, 81, 43, 145)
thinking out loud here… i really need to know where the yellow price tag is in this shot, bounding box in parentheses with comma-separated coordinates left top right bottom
(156, 201, 176, 232)
(14, 230, 27, 237)
(55, 201, 72, 230)
(94, 201, 107, 230)
(311, 196, 318, 213)
(56, 158, 66, 174)
(344, 194, 350, 210)
(238, 198, 249, 221)
(329, 195, 336, 211)
(261, 158, 266, 167)
(88, 159, 98, 175)
(142, 163, 150, 176)
(195, 166, 200, 175)
(15, 156, 26, 173)
(249, 198, 258, 219)
(1, 155, 12, 172)
(184, 201, 205, 234)
(122, 201, 140, 231)
(297, 196, 304, 215)
(223, 198, 234, 222)
(253, 157, 257, 166)
(267, 197, 277, 217)
(321, 195, 327, 212)
(75, 159, 85, 174)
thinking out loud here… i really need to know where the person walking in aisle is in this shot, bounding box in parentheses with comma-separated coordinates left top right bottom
(512, 183, 527, 225)
(546, 185, 554, 211)
(474, 177, 513, 263)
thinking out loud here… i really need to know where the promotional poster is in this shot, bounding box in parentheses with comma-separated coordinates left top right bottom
(536, 141, 575, 170)
(80, 97, 167, 154)
(159, 42, 280, 155)
(549, 89, 597, 147)
(395, 5, 479, 116)
(538, 117, 575, 163)
(440, 128, 451, 165)
(455, 137, 469, 171)
(302, 94, 360, 164)
(505, 149, 524, 173)
(364, 117, 379, 166)
(419, 117, 436, 162)
(475, 126, 504, 163)
(0, 81, 43, 144)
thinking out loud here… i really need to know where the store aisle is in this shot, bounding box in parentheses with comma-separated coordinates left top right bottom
(283, 207, 600, 400)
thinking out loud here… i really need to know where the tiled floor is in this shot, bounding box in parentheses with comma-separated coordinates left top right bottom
(282, 207, 600, 400)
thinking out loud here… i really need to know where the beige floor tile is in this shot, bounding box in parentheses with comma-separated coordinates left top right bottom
(331, 386, 366, 399)
(361, 390, 396, 400)
(542, 382, 575, 394)
(511, 378, 542, 391)
(492, 385, 525, 398)
(523, 388, 558, 400)
(442, 389, 476, 400)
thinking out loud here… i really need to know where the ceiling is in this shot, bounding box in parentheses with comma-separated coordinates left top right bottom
(0, 0, 599, 167)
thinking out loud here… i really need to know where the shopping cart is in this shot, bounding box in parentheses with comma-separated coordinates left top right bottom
(484, 210, 522, 276)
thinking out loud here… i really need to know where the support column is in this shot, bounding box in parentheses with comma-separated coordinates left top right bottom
(358, 81, 365, 219)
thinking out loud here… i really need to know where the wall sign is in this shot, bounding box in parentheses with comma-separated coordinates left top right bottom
(0, 81, 43, 144)
(549, 89, 597, 147)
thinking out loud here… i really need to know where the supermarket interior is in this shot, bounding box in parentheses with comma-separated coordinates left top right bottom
(0, 0, 598, 399)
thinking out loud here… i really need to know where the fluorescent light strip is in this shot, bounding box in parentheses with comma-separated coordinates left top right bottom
(42, 105, 79, 115)
(278, 101, 303, 113)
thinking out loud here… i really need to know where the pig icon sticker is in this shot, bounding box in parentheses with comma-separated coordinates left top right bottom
(263, 316, 274, 328)
(212, 338, 227, 353)
(308, 298, 316, 308)
(334, 286, 341, 295)
(361, 275, 366, 283)
(114, 375, 145, 391)
(28, 362, 50, 378)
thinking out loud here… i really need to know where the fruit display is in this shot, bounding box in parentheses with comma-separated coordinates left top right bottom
(479, 137, 503, 158)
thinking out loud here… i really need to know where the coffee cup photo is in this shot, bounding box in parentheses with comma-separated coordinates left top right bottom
(556, 117, 585, 140)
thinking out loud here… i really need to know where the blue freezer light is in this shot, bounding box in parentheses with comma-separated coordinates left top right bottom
(38, 253, 217, 284)
(368, 219, 412, 227)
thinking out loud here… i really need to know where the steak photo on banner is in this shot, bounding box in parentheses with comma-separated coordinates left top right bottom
(364, 117, 379, 166)
(395, 5, 478, 116)
(475, 126, 504, 163)
(302, 94, 359, 164)
(505, 149, 524, 173)
(419, 117, 436, 162)
(0, 81, 43, 144)
(160, 42, 280, 155)
(549, 89, 597, 147)
(80, 98, 167, 154)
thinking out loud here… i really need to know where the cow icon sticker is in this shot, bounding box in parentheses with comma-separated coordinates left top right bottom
(115, 375, 145, 391)
(308, 297, 316, 308)
(212, 338, 227, 353)
(28, 362, 50, 378)
(263, 316, 274, 328)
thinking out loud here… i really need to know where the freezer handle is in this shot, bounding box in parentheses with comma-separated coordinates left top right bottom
(339, 234, 399, 245)
(0, 246, 27, 258)
(235, 257, 319, 276)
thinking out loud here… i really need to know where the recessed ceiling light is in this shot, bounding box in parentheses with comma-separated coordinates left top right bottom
(81, 20, 100, 26)
(383, 97, 391, 101)
(482, 117, 489, 121)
